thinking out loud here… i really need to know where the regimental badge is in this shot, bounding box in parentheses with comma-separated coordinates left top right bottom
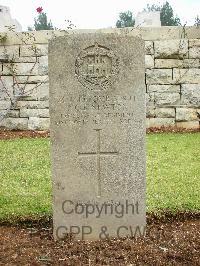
(75, 43, 119, 90)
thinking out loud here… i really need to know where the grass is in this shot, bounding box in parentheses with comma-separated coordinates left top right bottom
(0, 133, 199, 220)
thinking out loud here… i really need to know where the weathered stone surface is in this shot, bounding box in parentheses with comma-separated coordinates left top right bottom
(173, 69, 200, 84)
(1, 27, 200, 46)
(155, 58, 200, 68)
(146, 93, 155, 106)
(20, 45, 37, 57)
(146, 69, 173, 84)
(148, 84, 180, 93)
(176, 108, 200, 121)
(20, 44, 48, 57)
(20, 108, 49, 118)
(189, 47, 200, 59)
(154, 92, 180, 106)
(145, 41, 154, 55)
(0, 117, 28, 130)
(154, 40, 188, 59)
(176, 121, 199, 129)
(14, 83, 49, 100)
(15, 100, 49, 109)
(145, 55, 154, 68)
(181, 84, 200, 107)
(0, 45, 19, 62)
(7, 110, 19, 117)
(155, 108, 175, 118)
(189, 39, 200, 47)
(146, 117, 175, 128)
(15, 75, 48, 84)
(28, 117, 50, 130)
(15, 56, 38, 63)
(49, 34, 146, 240)
(146, 106, 155, 117)
(0, 76, 14, 100)
(38, 56, 48, 75)
(36, 44, 48, 56)
(2, 62, 39, 75)
(183, 59, 200, 68)
(128, 27, 200, 41)
(0, 100, 11, 109)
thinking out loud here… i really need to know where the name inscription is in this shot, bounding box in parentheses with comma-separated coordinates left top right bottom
(54, 94, 142, 126)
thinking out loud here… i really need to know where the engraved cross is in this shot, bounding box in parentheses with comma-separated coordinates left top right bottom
(78, 129, 119, 197)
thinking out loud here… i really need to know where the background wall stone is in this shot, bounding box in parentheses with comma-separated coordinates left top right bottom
(0, 27, 199, 130)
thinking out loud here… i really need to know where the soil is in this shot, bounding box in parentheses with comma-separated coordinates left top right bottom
(0, 126, 199, 140)
(0, 213, 199, 265)
(0, 130, 50, 140)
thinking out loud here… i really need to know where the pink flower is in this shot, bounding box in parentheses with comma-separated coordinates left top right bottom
(36, 7, 43, 14)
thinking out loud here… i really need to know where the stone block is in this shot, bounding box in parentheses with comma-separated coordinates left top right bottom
(20, 45, 37, 57)
(189, 47, 200, 59)
(154, 40, 188, 59)
(148, 84, 180, 93)
(38, 56, 48, 75)
(0, 100, 11, 110)
(0, 45, 19, 62)
(146, 92, 155, 106)
(173, 68, 200, 84)
(146, 106, 155, 117)
(155, 58, 200, 68)
(15, 56, 38, 63)
(14, 83, 49, 100)
(28, 117, 50, 130)
(145, 55, 154, 68)
(15, 100, 49, 109)
(7, 110, 20, 118)
(189, 39, 200, 47)
(145, 41, 154, 55)
(176, 121, 199, 129)
(181, 84, 200, 107)
(176, 108, 200, 121)
(2, 62, 39, 76)
(36, 44, 48, 56)
(146, 69, 173, 84)
(20, 108, 49, 118)
(15, 75, 49, 84)
(0, 76, 14, 100)
(154, 92, 180, 106)
(155, 108, 175, 118)
(146, 117, 175, 128)
(0, 117, 28, 130)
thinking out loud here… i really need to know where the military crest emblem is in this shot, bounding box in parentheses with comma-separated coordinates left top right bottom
(75, 43, 119, 90)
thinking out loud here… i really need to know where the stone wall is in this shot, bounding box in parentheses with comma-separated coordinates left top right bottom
(0, 27, 200, 130)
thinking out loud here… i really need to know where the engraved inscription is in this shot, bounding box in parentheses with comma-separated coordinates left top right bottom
(54, 94, 142, 126)
(78, 129, 119, 197)
(75, 43, 119, 90)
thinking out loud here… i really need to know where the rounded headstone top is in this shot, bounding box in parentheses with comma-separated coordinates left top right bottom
(135, 11, 161, 27)
(0, 5, 22, 32)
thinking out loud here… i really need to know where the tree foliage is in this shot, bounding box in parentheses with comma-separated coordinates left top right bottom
(144, 1, 181, 26)
(34, 12, 54, 31)
(194, 15, 200, 26)
(116, 11, 135, 28)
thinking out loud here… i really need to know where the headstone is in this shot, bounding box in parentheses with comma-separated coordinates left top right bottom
(49, 33, 146, 240)
(135, 11, 161, 27)
(0, 5, 22, 32)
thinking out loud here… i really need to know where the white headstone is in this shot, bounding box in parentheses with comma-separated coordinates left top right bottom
(0, 5, 22, 32)
(135, 11, 161, 27)
(49, 33, 146, 240)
